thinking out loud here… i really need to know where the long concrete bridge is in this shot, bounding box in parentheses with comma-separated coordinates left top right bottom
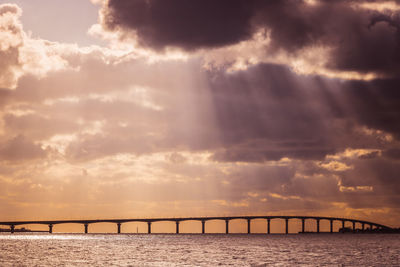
(0, 216, 392, 234)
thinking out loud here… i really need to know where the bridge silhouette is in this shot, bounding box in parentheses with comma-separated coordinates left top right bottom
(0, 215, 391, 234)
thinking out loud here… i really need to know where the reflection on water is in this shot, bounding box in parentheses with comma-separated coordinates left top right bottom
(0, 233, 399, 266)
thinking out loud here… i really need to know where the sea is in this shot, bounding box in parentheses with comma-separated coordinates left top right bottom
(0, 233, 399, 266)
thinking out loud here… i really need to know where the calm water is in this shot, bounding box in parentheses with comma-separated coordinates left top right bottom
(0, 233, 399, 266)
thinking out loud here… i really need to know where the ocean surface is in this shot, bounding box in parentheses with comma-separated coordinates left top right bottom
(0, 233, 399, 266)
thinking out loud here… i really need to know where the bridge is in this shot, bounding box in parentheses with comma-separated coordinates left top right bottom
(0, 215, 392, 234)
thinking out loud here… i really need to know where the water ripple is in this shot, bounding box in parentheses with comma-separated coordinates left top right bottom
(0, 233, 398, 266)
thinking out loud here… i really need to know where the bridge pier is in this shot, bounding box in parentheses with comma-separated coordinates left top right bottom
(10, 225, 15, 234)
(301, 218, 305, 233)
(267, 218, 270, 234)
(362, 223, 365, 231)
(176, 221, 180, 234)
(247, 219, 251, 234)
(352, 221, 356, 233)
(84, 223, 89, 234)
(342, 220, 345, 232)
(201, 220, 206, 234)
(225, 219, 229, 234)
(147, 222, 152, 234)
(49, 224, 53, 234)
(316, 219, 320, 233)
(330, 219, 333, 233)
(285, 218, 289, 234)
(117, 223, 121, 234)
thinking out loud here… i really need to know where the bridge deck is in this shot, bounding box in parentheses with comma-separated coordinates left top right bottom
(0, 215, 391, 230)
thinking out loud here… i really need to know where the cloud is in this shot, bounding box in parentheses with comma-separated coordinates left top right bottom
(383, 148, 400, 159)
(100, 0, 400, 78)
(90, 0, 105, 5)
(0, 3, 70, 90)
(0, 135, 47, 162)
(0, 4, 24, 89)
(339, 157, 400, 208)
(206, 63, 400, 163)
(102, 0, 255, 50)
(325, 11, 400, 76)
(344, 78, 400, 138)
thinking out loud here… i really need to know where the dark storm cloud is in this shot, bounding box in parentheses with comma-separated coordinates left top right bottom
(344, 78, 400, 138)
(383, 148, 400, 159)
(207, 64, 334, 161)
(103, 0, 322, 51)
(341, 159, 400, 193)
(209, 64, 329, 141)
(256, 0, 400, 75)
(103, 0, 400, 75)
(326, 11, 400, 75)
(103, 0, 255, 50)
(207, 63, 400, 162)
(339, 157, 400, 208)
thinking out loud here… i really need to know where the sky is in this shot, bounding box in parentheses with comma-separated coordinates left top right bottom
(0, 0, 399, 232)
